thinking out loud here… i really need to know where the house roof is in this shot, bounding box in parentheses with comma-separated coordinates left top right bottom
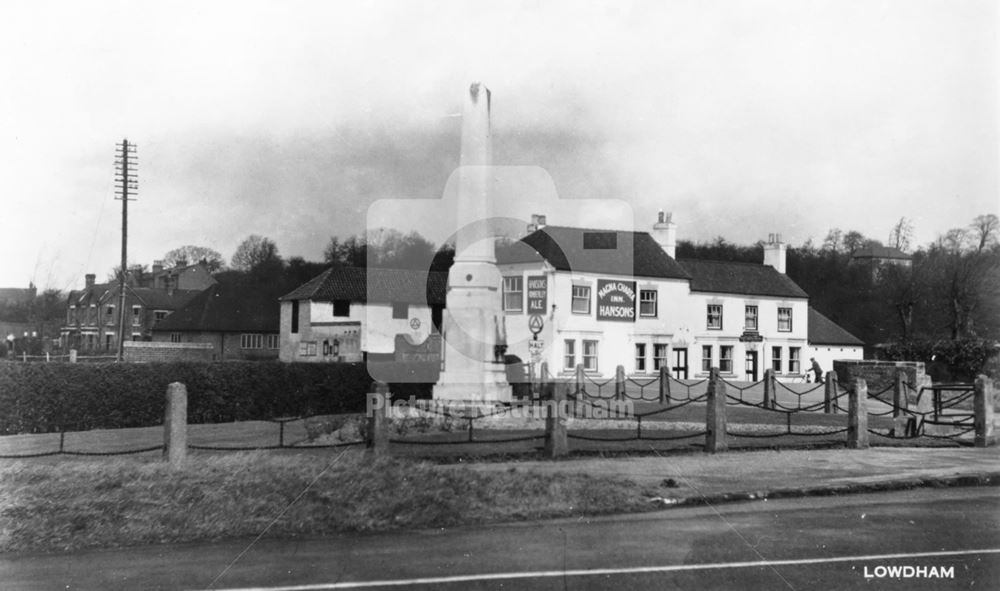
(808, 308, 865, 346)
(852, 245, 911, 260)
(678, 259, 809, 299)
(497, 226, 690, 280)
(280, 267, 449, 305)
(152, 278, 280, 333)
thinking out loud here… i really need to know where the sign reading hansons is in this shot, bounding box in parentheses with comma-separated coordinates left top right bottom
(596, 279, 636, 322)
(527, 275, 547, 313)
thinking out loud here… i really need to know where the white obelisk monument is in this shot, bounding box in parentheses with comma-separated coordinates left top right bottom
(433, 83, 512, 403)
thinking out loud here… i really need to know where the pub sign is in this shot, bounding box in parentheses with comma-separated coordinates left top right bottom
(596, 279, 636, 322)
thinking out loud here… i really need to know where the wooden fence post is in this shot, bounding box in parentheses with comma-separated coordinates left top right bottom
(763, 368, 775, 410)
(824, 372, 837, 414)
(659, 365, 671, 404)
(164, 382, 187, 468)
(847, 378, 869, 449)
(575, 364, 585, 399)
(367, 381, 390, 457)
(893, 371, 907, 418)
(69, 349, 77, 363)
(974, 375, 996, 447)
(540, 361, 551, 400)
(615, 365, 626, 401)
(705, 368, 728, 453)
(544, 381, 568, 458)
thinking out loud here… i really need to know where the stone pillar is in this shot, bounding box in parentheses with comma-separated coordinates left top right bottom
(69, 349, 77, 363)
(763, 368, 775, 410)
(367, 382, 390, 457)
(974, 375, 996, 448)
(847, 378, 869, 449)
(705, 368, 728, 453)
(164, 382, 187, 468)
(615, 365, 626, 401)
(659, 365, 671, 404)
(544, 382, 568, 458)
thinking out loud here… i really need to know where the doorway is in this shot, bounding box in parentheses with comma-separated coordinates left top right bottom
(672, 348, 688, 380)
(745, 350, 758, 381)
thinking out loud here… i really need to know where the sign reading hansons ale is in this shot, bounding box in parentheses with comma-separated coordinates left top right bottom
(527, 275, 547, 313)
(596, 279, 636, 322)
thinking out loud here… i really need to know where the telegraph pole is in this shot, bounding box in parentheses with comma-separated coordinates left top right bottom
(114, 139, 138, 362)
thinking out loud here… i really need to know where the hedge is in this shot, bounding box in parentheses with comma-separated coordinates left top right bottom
(877, 338, 999, 383)
(0, 361, 436, 435)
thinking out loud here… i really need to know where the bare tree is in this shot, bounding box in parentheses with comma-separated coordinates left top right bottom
(970, 213, 999, 253)
(887, 217, 914, 252)
(163, 245, 225, 272)
(822, 228, 843, 253)
(231, 235, 282, 272)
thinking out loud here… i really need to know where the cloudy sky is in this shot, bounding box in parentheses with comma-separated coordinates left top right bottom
(1, 0, 996, 290)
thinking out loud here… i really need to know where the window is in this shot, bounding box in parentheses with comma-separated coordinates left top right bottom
(639, 290, 658, 317)
(170, 333, 182, 343)
(745, 305, 758, 330)
(298, 341, 318, 357)
(291, 301, 300, 333)
(392, 302, 409, 319)
(571, 285, 591, 314)
(89, 304, 96, 324)
(635, 343, 647, 372)
(132, 306, 142, 326)
(266, 334, 280, 349)
(154, 310, 168, 322)
(701, 345, 713, 372)
(720, 346, 733, 373)
(771, 346, 783, 372)
(707, 304, 722, 329)
(778, 307, 792, 332)
(333, 300, 350, 317)
(131, 333, 141, 341)
(789, 347, 801, 373)
(105, 305, 115, 325)
(563, 339, 576, 370)
(105, 334, 114, 350)
(653, 344, 668, 371)
(67, 306, 76, 324)
(241, 333, 264, 349)
(503, 276, 523, 312)
(583, 340, 598, 371)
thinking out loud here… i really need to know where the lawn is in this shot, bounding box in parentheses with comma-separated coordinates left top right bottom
(0, 451, 658, 554)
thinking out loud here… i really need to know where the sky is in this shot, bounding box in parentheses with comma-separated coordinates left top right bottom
(1, 0, 996, 291)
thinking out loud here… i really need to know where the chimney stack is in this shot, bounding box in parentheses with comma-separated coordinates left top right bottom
(763, 233, 787, 273)
(526, 213, 547, 234)
(152, 260, 164, 275)
(652, 210, 677, 258)
(85, 273, 96, 289)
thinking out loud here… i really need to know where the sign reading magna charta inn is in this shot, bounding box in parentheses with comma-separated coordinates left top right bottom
(596, 279, 637, 322)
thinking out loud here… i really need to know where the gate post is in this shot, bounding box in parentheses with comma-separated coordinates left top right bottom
(705, 368, 728, 453)
(847, 378, 869, 449)
(164, 382, 188, 468)
(544, 381, 568, 458)
(615, 365, 626, 401)
(659, 365, 671, 404)
(367, 381, 390, 457)
(974, 375, 996, 447)
(763, 368, 775, 410)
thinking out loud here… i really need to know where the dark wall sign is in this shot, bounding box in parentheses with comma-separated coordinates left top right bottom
(527, 275, 547, 313)
(596, 279, 636, 322)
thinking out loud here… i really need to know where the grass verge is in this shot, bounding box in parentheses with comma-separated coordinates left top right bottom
(0, 451, 656, 554)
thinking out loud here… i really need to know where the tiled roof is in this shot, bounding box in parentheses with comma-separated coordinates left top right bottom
(808, 307, 864, 346)
(281, 267, 449, 305)
(678, 259, 808, 299)
(852, 245, 911, 260)
(152, 278, 280, 333)
(498, 226, 690, 280)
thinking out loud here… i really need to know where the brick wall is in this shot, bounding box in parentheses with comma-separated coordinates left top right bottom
(123, 341, 215, 363)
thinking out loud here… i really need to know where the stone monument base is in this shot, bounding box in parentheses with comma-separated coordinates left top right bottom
(433, 366, 512, 403)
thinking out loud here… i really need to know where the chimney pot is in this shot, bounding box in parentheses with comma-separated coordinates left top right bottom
(85, 274, 96, 289)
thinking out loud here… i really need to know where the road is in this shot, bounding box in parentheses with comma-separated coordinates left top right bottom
(2, 487, 997, 590)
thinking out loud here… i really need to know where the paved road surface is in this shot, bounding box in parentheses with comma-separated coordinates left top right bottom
(3, 488, 997, 590)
